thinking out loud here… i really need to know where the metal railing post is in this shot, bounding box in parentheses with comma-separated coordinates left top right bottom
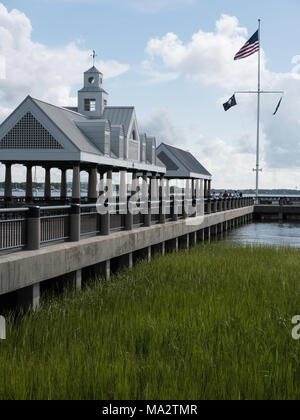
(70, 204, 81, 242)
(206, 199, 211, 214)
(159, 176, 166, 224)
(125, 195, 133, 231)
(27, 206, 41, 251)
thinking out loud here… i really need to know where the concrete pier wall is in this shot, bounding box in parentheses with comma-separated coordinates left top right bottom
(0, 206, 254, 309)
(0, 206, 253, 302)
(254, 205, 300, 221)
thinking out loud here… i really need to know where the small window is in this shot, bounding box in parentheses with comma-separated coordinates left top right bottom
(84, 99, 96, 112)
(132, 129, 137, 140)
(104, 99, 107, 107)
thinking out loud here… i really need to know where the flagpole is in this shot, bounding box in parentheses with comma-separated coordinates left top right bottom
(255, 18, 261, 202)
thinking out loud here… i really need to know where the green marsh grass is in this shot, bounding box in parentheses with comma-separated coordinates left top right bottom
(0, 243, 300, 400)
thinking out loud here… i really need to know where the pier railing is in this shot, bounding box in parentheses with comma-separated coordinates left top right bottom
(257, 196, 300, 205)
(0, 197, 253, 254)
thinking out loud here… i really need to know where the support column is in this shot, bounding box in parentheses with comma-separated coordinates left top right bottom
(95, 260, 111, 281)
(166, 237, 178, 253)
(126, 171, 137, 230)
(70, 204, 81, 242)
(207, 180, 212, 197)
(151, 174, 159, 218)
(119, 252, 133, 270)
(4, 163, 12, 201)
(179, 234, 189, 250)
(44, 167, 51, 200)
(204, 180, 208, 198)
(191, 179, 197, 218)
(143, 172, 151, 227)
(165, 178, 170, 219)
(190, 231, 197, 246)
(219, 223, 223, 237)
(72, 164, 81, 203)
(207, 226, 211, 243)
(101, 169, 112, 235)
(146, 246, 151, 263)
(25, 164, 33, 202)
(159, 174, 166, 224)
(88, 165, 98, 202)
(196, 179, 204, 216)
(17, 283, 40, 312)
(120, 170, 127, 215)
(184, 178, 191, 219)
(60, 168, 67, 200)
(153, 241, 166, 256)
(27, 206, 41, 250)
(71, 269, 82, 291)
(135, 246, 151, 262)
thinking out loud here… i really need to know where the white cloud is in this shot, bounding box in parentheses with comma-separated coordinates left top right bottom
(144, 14, 261, 89)
(139, 106, 300, 190)
(139, 107, 186, 144)
(140, 59, 179, 84)
(0, 2, 130, 182)
(0, 2, 129, 119)
(143, 14, 300, 180)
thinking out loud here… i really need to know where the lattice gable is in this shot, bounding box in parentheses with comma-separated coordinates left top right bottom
(0, 112, 63, 150)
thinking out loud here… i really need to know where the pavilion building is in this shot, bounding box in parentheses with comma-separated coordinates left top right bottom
(0, 66, 212, 204)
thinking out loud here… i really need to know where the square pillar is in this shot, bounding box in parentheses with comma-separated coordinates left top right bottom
(60, 168, 67, 200)
(95, 260, 111, 281)
(179, 234, 189, 250)
(72, 164, 81, 203)
(190, 231, 197, 246)
(150, 175, 159, 216)
(159, 175, 166, 224)
(119, 252, 133, 270)
(4, 163, 12, 201)
(206, 226, 211, 242)
(26, 165, 33, 202)
(143, 172, 151, 227)
(135, 246, 151, 263)
(74, 269, 82, 291)
(153, 241, 165, 256)
(88, 165, 98, 202)
(17, 283, 40, 312)
(101, 169, 112, 235)
(166, 237, 178, 253)
(207, 180, 212, 197)
(119, 170, 128, 215)
(204, 180, 208, 198)
(44, 167, 51, 200)
(126, 171, 137, 230)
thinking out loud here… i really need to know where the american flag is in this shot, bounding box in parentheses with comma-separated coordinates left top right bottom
(234, 30, 259, 60)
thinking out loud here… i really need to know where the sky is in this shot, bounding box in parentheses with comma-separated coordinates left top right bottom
(0, 0, 300, 189)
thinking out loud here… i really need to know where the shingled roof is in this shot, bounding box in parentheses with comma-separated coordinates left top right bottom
(102, 107, 135, 136)
(157, 143, 211, 179)
(31, 97, 100, 155)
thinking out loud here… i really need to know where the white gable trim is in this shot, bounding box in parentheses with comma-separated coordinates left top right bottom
(125, 109, 140, 161)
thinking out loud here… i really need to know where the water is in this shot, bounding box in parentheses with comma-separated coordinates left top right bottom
(224, 222, 300, 248)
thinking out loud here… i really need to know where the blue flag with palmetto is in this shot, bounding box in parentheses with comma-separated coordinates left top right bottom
(223, 94, 237, 112)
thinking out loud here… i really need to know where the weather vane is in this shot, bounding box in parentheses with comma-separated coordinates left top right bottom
(91, 50, 97, 66)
